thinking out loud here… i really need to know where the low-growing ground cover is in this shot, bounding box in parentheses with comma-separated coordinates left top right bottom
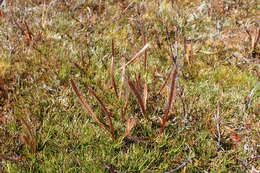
(0, 0, 259, 172)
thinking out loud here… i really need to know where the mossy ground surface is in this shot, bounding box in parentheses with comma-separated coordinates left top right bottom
(0, 0, 259, 172)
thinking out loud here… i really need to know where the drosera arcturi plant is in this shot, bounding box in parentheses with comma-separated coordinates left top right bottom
(87, 87, 116, 140)
(71, 79, 134, 141)
(0, 117, 29, 164)
(159, 66, 178, 136)
(70, 79, 109, 134)
(70, 41, 154, 140)
(70, 41, 180, 142)
(245, 27, 260, 59)
(127, 78, 147, 120)
(110, 39, 119, 98)
(19, 117, 37, 154)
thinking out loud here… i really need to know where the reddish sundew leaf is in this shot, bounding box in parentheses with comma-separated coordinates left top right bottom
(125, 136, 154, 143)
(142, 28, 148, 69)
(20, 117, 36, 153)
(120, 91, 129, 122)
(24, 20, 33, 43)
(184, 38, 193, 65)
(0, 154, 26, 162)
(70, 79, 107, 130)
(127, 80, 146, 118)
(119, 56, 126, 99)
(88, 87, 116, 139)
(224, 126, 241, 144)
(111, 40, 118, 97)
(20, 135, 35, 153)
(158, 68, 172, 94)
(122, 43, 150, 69)
(0, 115, 7, 123)
(124, 117, 138, 137)
(102, 161, 122, 173)
(230, 132, 241, 144)
(0, 10, 4, 17)
(160, 67, 178, 135)
(143, 82, 148, 111)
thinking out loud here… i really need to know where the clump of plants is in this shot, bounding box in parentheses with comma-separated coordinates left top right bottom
(70, 41, 179, 142)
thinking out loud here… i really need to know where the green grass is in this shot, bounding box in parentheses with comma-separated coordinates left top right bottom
(0, 0, 259, 172)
